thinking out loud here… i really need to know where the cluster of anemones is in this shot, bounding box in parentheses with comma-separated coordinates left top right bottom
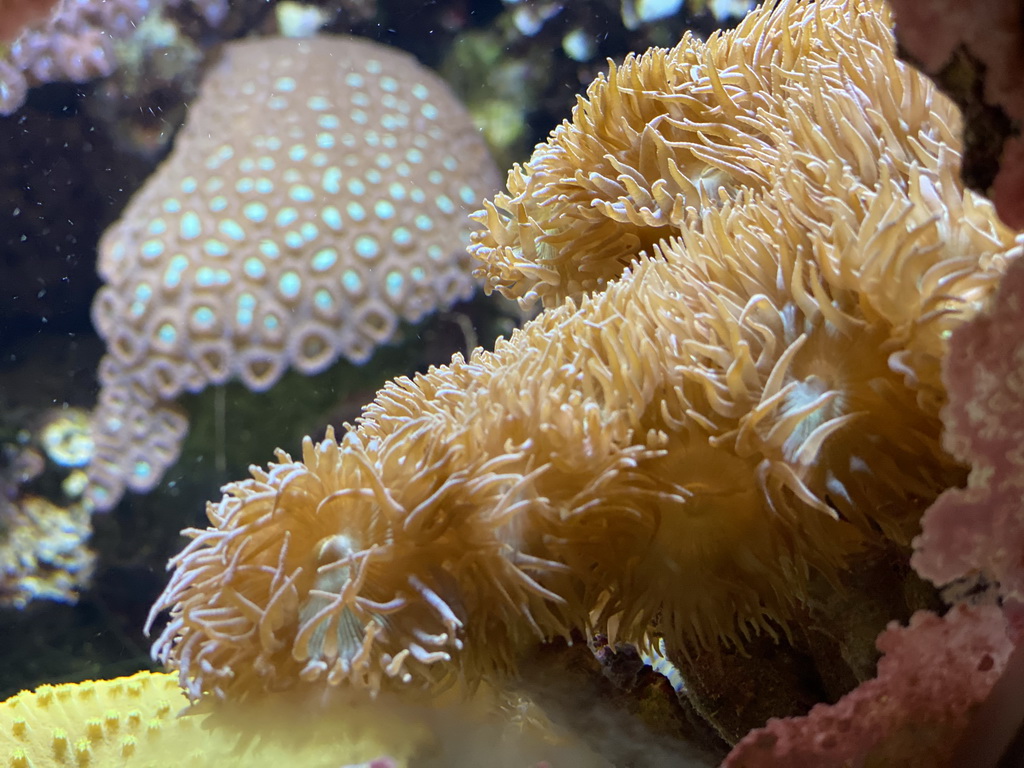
(148, 0, 1021, 705)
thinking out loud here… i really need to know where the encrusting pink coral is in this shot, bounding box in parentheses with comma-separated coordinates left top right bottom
(909, 252, 1024, 758)
(912, 253, 1024, 602)
(723, 604, 1017, 767)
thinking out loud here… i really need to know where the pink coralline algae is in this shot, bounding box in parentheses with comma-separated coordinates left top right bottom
(888, 0, 1024, 228)
(723, 604, 1017, 768)
(912, 253, 1024, 600)
(0, 0, 226, 115)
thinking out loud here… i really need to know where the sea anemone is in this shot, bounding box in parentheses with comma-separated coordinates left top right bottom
(151, 239, 903, 699)
(148, 423, 573, 701)
(150, 0, 1021, 705)
(659, 181, 993, 546)
(469, 0, 1013, 323)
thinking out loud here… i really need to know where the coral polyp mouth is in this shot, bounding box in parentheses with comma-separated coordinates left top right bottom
(296, 535, 371, 679)
(295, 534, 466, 689)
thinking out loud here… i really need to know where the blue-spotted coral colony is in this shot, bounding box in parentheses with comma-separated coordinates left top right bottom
(85, 35, 502, 511)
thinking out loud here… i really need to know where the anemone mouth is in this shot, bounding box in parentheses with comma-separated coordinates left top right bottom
(295, 534, 377, 681)
(736, 315, 959, 540)
(293, 534, 466, 691)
